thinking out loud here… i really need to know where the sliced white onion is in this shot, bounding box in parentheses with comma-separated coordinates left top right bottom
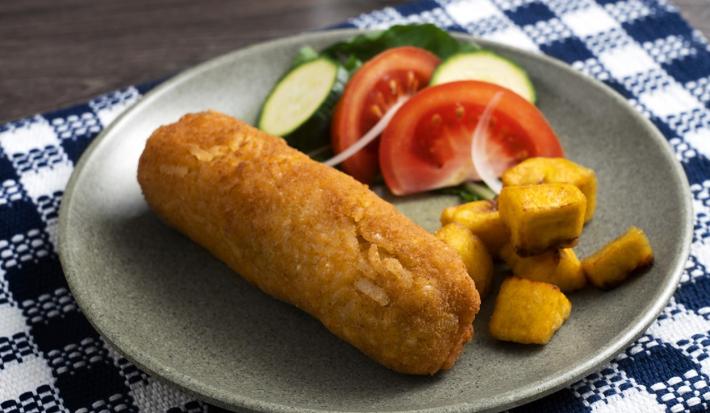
(324, 97, 408, 167)
(307, 145, 332, 158)
(471, 92, 504, 195)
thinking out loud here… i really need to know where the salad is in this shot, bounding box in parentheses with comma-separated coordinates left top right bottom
(255, 26, 656, 347)
(257, 24, 563, 199)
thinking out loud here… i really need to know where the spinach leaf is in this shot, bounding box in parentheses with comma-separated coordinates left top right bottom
(291, 46, 320, 67)
(323, 24, 478, 63)
(291, 24, 475, 76)
(438, 182, 495, 203)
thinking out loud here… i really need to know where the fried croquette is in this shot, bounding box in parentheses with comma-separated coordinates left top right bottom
(137, 111, 480, 375)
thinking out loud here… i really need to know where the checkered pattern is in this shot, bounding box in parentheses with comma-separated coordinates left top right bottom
(1, 0, 709, 411)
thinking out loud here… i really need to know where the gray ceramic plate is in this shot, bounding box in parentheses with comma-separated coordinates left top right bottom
(58, 30, 692, 413)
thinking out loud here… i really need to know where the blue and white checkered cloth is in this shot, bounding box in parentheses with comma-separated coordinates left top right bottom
(1, 0, 709, 411)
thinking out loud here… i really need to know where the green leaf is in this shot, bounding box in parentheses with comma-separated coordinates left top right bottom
(342, 54, 363, 75)
(438, 182, 495, 203)
(463, 182, 496, 200)
(290, 25, 477, 80)
(438, 186, 484, 203)
(323, 24, 478, 62)
(291, 46, 321, 67)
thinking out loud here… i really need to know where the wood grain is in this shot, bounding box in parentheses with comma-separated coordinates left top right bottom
(0, 0, 405, 122)
(0, 0, 707, 123)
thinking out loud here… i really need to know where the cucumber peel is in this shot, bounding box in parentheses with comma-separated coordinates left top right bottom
(258, 57, 347, 153)
(431, 50, 536, 103)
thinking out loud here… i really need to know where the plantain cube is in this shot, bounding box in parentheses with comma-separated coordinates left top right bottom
(440, 200, 509, 256)
(498, 183, 586, 256)
(436, 223, 494, 298)
(582, 226, 654, 289)
(500, 244, 586, 291)
(502, 157, 597, 222)
(489, 276, 571, 344)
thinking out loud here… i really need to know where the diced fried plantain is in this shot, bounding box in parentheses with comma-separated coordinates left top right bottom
(440, 200, 509, 256)
(582, 226, 653, 289)
(498, 183, 586, 256)
(502, 157, 597, 222)
(489, 276, 571, 344)
(436, 223, 494, 298)
(500, 244, 586, 291)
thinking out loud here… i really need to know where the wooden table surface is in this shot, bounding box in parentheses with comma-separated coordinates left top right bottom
(1, 0, 708, 123)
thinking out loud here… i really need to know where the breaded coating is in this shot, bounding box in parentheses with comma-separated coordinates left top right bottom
(137, 111, 480, 375)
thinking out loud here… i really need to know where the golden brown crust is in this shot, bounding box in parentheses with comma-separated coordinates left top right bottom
(137, 111, 480, 375)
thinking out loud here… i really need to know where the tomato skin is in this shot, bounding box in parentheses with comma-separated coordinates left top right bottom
(331, 46, 440, 183)
(379, 80, 563, 196)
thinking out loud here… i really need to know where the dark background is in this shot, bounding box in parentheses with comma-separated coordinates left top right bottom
(0, 0, 708, 123)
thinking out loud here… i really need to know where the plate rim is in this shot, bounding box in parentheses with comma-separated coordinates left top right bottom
(58, 28, 694, 413)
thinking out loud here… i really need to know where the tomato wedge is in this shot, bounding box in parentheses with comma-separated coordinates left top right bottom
(379, 80, 563, 195)
(331, 46, 440, 183)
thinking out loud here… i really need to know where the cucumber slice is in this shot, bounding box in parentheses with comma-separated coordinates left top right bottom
(258, 57, 347, 153)
(430, 50, 536, 103)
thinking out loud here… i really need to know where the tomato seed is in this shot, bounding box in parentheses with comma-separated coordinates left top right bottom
(389, 80, 399, 96)
(376, 92, 387, 107)
(455, 104, 465, 119)
(371, 105, 384, 118)
(410, 78, 419, 93)
(406, 71, 418, 93)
